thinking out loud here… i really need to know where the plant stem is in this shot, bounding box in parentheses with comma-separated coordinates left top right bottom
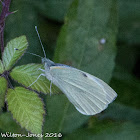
(0, 0, 11, 55)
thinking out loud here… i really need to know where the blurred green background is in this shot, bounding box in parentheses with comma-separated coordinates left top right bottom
(0, 0, 140, 139)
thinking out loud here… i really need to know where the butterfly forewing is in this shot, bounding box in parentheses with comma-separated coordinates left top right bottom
(49, 66, 117, 115)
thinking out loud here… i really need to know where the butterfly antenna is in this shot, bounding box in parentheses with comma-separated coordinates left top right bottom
(26, 52, 43, 58)
(35, 26, 46, 58)
(14, 48, 43, 59)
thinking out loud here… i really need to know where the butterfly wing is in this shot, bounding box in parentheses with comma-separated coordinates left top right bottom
(50, 66, 117, 115)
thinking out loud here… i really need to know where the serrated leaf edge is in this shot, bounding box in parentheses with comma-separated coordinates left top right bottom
(6, 87, 45, 134)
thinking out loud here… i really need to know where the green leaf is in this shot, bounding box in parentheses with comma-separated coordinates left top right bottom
(33, 0, 74, 22)
(64, 122, 140, 140)
(0, 60, 4, 74)
(49, 0, 118, 135)
(100, 103, 140, 124)
(6, 87, 45, 134)
(54, 0, 118, 83)
(44, 95, 89, 134)
(2, 36, 28, 71)
(10, 64, 59, 94)
(0, 77, 7, 111)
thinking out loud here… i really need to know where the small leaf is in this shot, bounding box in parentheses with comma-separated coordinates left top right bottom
(10, 64, 59, 94)
(2, 36, 28, 71)
(0, 60, 4, 74)
(0, 77, 7, 110)
(6, 87, 45, 134)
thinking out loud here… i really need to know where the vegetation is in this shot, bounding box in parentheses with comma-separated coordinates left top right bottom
(0, 0, 140, 140)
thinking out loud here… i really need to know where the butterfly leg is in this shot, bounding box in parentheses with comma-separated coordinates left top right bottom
(50, 78, 53, 96)
(29, 68, 45, 76)
(28, 73, 45, 87)
(38, 68, 45, 72)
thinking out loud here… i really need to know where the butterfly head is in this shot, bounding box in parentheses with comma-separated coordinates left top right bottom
(42, 58, 55, 68)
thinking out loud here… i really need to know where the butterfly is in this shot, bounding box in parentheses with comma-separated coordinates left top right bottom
(30, 26, 117, 115)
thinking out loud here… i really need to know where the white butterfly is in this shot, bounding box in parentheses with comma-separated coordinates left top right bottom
(31, 26, 117, 115)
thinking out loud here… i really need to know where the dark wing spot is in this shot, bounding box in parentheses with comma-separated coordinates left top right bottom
(82, 73, 87, 77)
(14, 48, 19, 50)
